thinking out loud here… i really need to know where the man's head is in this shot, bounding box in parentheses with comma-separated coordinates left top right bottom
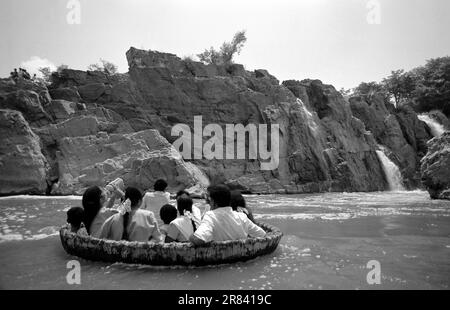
(206, 184, 231, 210)
(154, 179, 168, 192)
(160, 204, 177, 224)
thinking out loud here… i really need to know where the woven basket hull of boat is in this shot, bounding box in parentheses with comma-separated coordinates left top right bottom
(60, 222, 283, 266)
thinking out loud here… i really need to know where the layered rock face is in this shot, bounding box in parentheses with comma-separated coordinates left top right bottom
(0, 109, 49, 195)
(0, 47, 445, 195)
(421, 132, 450, 200)
(52, 47, 388, 193)
(50, 129, 209, 195)
(0, 72, 209, 195)
(349, 95, 433, 188)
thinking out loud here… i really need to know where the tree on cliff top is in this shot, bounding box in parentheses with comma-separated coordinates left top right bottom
(38, 64, 70, 84)
(352, 56, 450, 116)
(87, 59, 118, 75)
(410, 56, 450, 117)
(381, 69, 417, 106)
(197, 30, 247, 66)
(38, 67, 52, 83)
(353, 81, 386, 100)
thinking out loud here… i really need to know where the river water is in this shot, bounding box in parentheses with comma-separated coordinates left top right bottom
(0, 191, 449, 290)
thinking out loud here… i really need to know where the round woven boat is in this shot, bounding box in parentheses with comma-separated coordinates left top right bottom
(60, 222, 283, 266)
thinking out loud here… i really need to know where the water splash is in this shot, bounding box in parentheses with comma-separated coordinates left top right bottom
(376, 146, 405, 191)
(418, 114, 445, 137)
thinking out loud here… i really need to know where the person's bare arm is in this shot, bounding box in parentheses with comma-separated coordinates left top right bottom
(189, 234, 207, 246)
(246, 218, 266, 238)
(105, 190, 123, 209)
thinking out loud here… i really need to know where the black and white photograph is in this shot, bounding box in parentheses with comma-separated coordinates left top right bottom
(1, 0, 450, 294)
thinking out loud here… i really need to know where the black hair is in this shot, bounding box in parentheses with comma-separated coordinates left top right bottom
(154, 179, 168, 192)
(67, 206, 85, 230)
(122, 187, 143, 240)
(207, 184, 231, 208)
(230, 190, 255, 223)
(176, 190, 190, 198)
(176, 194, 193, 215)
(124, 187, 143, 208)
(230, 190, 246, 211)
(82, 186, 103, 234)
(176, 195, 196, 231)
(159, 204, 178, 225)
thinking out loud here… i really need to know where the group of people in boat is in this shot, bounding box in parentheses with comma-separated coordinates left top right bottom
(66, 179, 266, 246)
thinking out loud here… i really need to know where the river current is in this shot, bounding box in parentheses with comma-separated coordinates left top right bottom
(0, 191, 449, 289)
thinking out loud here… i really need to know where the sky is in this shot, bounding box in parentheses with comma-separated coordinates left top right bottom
(1, 0, 450, 90)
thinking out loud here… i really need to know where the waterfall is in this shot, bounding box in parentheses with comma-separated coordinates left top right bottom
(418, 114, 445, 137)
(296, 98, 319, 133)
(376, 146, 405, 191)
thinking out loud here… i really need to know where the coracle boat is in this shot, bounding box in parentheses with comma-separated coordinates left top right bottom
(60, 222, 283, 266)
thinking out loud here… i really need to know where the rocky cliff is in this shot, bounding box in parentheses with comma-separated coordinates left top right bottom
(421, 132, 450, 200)
(349, 95, 432, 188)
(0, 109, 49, 194)
(0, 47, 448, 196)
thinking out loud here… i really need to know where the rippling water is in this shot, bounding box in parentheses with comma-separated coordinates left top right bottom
(1, 191, 449, 289)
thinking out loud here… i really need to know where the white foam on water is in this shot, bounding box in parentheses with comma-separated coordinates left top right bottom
(29, 232, 59, 240)
(0, 231, 59, 243)
(37, 226, 60, 235)
(0, 234, 23, 242)
(0, 225, 60, 243)
(418, 114, 445, 137)
(0, 195, 81, 200)
(255, 213, 354, 221)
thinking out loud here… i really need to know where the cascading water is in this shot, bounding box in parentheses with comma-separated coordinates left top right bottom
(418, 114, 445, 137)
(296, 98, 319, 133)
(376, 145, 405, 191)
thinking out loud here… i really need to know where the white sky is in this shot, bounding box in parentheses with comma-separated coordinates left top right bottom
(1, 0, 450, 89)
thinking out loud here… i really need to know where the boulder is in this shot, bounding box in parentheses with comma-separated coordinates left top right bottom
(77, 83, 108, 102)
(0, 109, 48, 195)
(49, 87, 83, 103)
(48, 99, 78, 120)
(420, 132, 450, 200)
(0, 89, 53, 126)
(53, 129, 209, 195)
(51, 69, 111, 88)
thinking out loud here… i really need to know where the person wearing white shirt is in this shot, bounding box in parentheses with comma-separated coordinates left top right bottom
(189, 185, 266, 246)
(99, 187, 162, 242)
(159, 204, 178, 237)
(82, 186, 121, 238)
(175, 190, 202, 220)
(141, 179, 170, 224)
(165, 194, 201, 242)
